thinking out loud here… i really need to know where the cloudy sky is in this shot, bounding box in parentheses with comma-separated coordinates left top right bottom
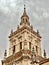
(0, 0, 49, 64)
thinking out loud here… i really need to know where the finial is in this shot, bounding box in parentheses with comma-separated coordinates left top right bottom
(23, 4, 26, 15)
(37, 30, 39, 34)
(44, 49, 46, 58)
(4, 50, 7, 59)
(11, 29, 13, 34)
(24, 4, 25, 9)
(31, 25, 33, 30)
(17, 25, 19, 29)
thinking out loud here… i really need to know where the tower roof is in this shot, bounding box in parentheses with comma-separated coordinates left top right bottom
(21, 5, 29, 19)
(20, 5, 30, 26)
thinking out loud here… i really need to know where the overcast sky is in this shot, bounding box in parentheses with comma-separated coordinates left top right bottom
(0, 0, 49, 64)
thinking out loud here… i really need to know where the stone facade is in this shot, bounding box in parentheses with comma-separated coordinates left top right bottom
(2, 6, 49, 65)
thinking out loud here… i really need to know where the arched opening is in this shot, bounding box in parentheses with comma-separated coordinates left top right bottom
(29, 42, 31, 50)
(20, 42, 22, 50)
(36, 46, 38, 53)
(13, 45, 15, 54)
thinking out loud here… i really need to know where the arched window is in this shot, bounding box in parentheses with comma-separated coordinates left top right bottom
(26, 19, 27, 22)
(29, 42, 31, 50)
(23, 18, 24, 21)
(20, 42, 22, 50)
(36, 46, 38, 53)
(13, 45, 15, 54)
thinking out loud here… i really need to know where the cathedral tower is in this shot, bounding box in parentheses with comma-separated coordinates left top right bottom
(8, 5, 41, 57)
(2, 6, 46, 65)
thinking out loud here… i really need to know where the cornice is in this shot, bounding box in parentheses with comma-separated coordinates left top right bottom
(9, 26, 41, 39)
(2, 50, 31, 63)
(2, 50, 49, 64)
(39, 58, 49, 64)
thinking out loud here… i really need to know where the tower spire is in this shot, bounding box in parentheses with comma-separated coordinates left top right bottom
(21, 5, 29, 19)
(20, 5, 30, 25)
(23, 4, 27, 16)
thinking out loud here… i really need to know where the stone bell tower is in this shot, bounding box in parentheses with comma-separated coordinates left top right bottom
(2, 5, 42, 65)
(9, 5, 41, 56)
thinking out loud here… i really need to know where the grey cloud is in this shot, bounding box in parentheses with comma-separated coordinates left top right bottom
(0, 0, 49, 64)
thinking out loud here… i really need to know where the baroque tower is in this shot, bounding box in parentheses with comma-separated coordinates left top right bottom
(2, 6, 49, 65)
(9, 5, 41, 57)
